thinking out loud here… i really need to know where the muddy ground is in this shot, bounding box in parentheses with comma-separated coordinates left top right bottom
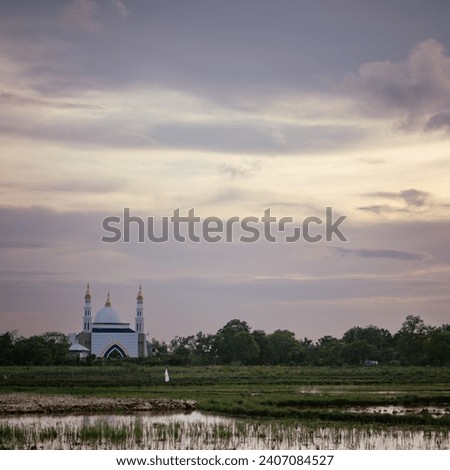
(0, 393, 197, 415)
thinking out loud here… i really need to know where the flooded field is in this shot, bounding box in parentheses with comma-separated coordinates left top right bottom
(346, 406, 449, 417)
(1, 365, 448, 450)
(0, 411, 448, 450)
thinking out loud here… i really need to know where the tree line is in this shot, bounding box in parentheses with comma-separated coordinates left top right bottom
(0, 332, 70, 366)
(154, 315, 450, 367)
(1, 315, 449, 366)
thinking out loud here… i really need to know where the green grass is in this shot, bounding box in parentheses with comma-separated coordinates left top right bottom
(1, 364, 449, 388)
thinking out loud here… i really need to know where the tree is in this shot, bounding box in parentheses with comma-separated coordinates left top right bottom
(267, 329, 303, 364)
(150, 338, 169, 362)
(399, 315, 428, 335)
(423, 326, 450, 365)
(192, 331, 215, 365)
(395, 315, 430, 365)
(315, 336, 344, 366)
(214, 320, 259, 365)
(0, 331, 18, 365)
(41, 332, 70, 364)
(342, 325, 393, 363)
(15, 335, 52, 365)
(342, 339, 379, 365)
(251, 330, 271, 365)
(343, 326, 392, 347)
(168, 336, 194, 365)
(0, 330, 70, 366)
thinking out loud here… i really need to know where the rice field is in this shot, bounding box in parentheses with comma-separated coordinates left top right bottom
(0, 364, 448, 449)
(0, 412, 448, 450)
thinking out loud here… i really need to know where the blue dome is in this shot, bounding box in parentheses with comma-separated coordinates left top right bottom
(94, 306, 120, 323)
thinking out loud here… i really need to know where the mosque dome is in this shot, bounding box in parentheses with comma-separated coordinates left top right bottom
(94, 293, 120, 323)
(94, 307, 120, 323)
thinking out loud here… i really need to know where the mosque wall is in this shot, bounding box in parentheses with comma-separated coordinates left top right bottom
(91, 331, 139, 358)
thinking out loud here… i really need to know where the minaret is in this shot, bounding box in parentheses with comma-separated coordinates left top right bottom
(135, 285, 144, 333)
(83, 283, 92, 332)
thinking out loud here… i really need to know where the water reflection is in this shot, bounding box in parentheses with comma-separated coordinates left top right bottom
(0, 412, 448, 450)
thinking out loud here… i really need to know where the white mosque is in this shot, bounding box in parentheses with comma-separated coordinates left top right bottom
(72, 284, 149, 359)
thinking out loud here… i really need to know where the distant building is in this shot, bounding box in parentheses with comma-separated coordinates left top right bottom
(364, 360, 379, 366)
(74, 284, 149, 358)
(68, 341, 89, 360)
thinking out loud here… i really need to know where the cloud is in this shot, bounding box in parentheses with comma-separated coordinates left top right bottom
(60, 0, 101, 33)
(355, 158, 386, 165)
(358, 189, 433, 215)
(0, 205, 104, 250)
(59, 0, 130, 33)
(398, 189, 430, 207)
(1, 204, 450, 339)
(0, 91, 103, 111)
(346, 39, 450, 131)
(143, 121, 367, 154)
(369, 189, 431, 207)
(357, 205, 407, 215)
(0, 241, 54, 250)
(111, 0, 130, 18)
(333, 247, 427, 262)
(424, 111, 450, 131)
(219, 159, 262, 179)
(27, 179, 128, 195)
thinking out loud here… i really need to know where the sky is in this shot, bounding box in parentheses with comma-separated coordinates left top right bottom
(1, 0, 450, 342)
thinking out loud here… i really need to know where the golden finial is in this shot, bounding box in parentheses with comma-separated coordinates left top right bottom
(137, 284, 143, 301)
(105, 291, 112, 307)
(85, 283, 91, 300)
